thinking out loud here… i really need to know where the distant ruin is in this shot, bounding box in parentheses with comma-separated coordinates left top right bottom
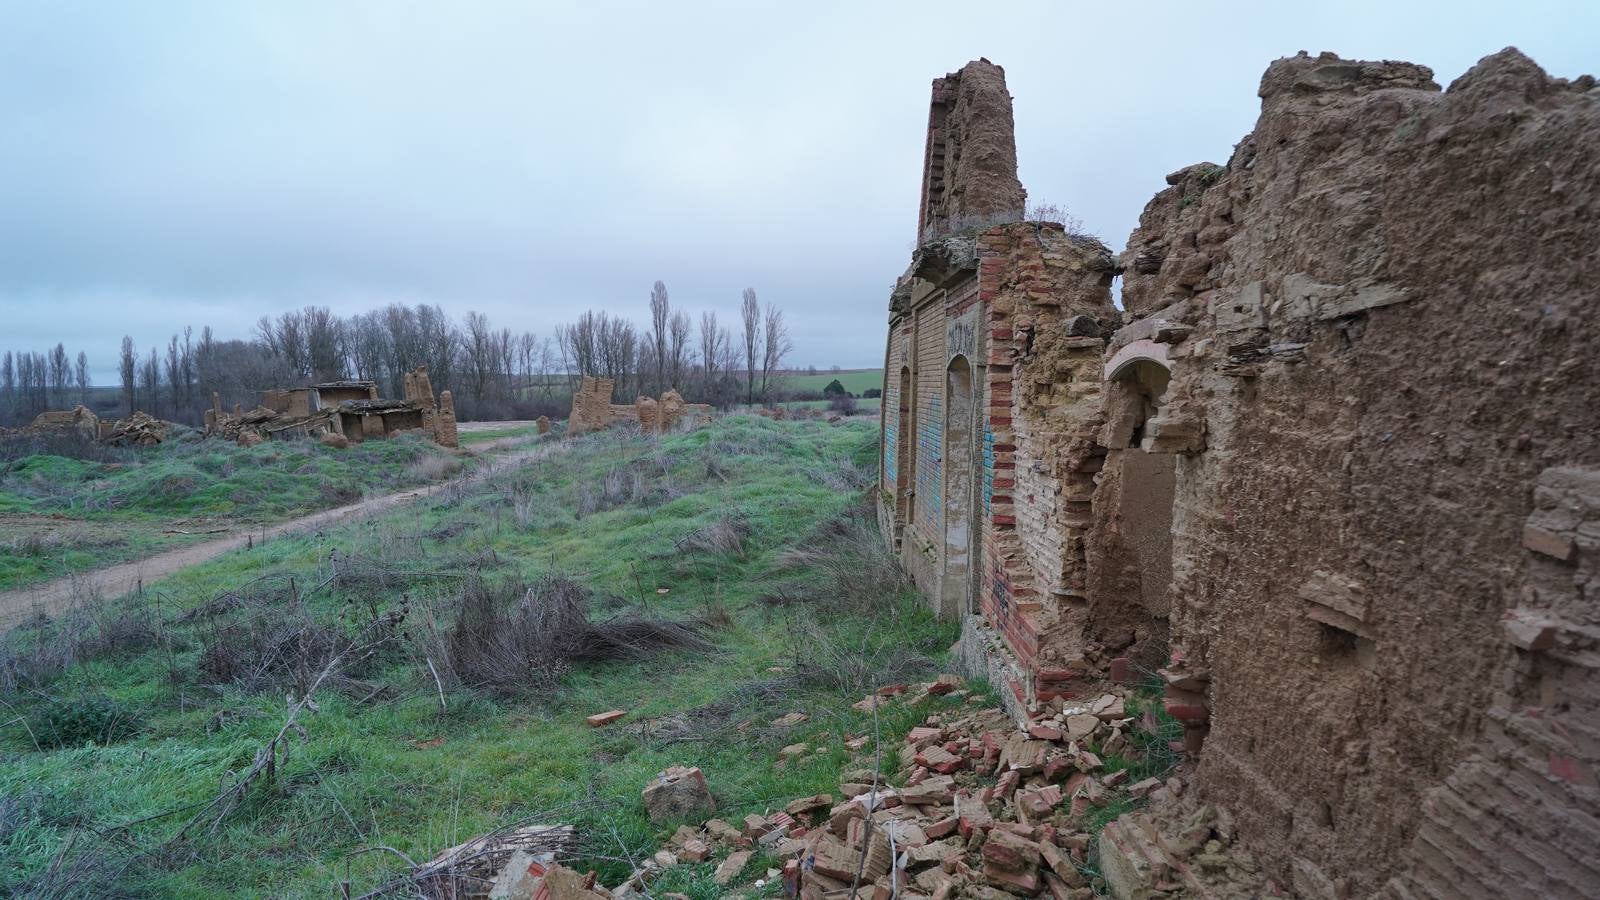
(879, 52, 1599, 897)
(206, 366, 459, 448)
(566, 376, 712, 437)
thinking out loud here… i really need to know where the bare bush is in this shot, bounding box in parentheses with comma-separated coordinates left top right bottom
(415, 575, 715, 699)
(194, 591, 405, 697)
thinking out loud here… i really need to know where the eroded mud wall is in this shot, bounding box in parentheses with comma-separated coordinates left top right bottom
(918, 60, 1027, 244)
(1116, 50, 1600, 895)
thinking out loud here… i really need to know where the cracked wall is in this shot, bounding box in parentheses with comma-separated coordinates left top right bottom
(881, 48, 1600, 897)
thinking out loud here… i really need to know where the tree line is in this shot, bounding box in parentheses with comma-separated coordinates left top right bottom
(2, 283, 791, 427)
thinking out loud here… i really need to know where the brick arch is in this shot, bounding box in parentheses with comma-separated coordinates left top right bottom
(1103, 338, 1171, 382)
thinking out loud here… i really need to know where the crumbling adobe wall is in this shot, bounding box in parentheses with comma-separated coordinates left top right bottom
(1112, 49, 1600, 895)
(567, 376, 617, 436)
(434, 390, 459, 448)
(918, 59, 1027, 244)
(567, 377, 711, 437)
(972, 224, 1120, 707)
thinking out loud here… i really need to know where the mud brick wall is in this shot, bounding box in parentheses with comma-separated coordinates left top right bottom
(1114, 50, 1600, 895)
(918, 60, 1026, 244)
(977, 224, 1118, 702)
(883, 48, 1599, 897)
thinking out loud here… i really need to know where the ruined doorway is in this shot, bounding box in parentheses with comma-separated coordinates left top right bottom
(1093, 358, 1176, 666)
(895, 367, 914, 542)
(942, 356, 977, 618)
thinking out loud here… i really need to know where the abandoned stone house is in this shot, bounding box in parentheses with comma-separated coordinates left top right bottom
(206, 367, 460, 448)
(878, 52, 1598, 897)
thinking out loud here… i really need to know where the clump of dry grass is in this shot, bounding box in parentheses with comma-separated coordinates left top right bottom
(674, 515, 751, 559)
(788, 617, 937, 695)
(771, 500, 911, 614)
(0, 587, 161, 696)
(406, 454, 463, 482)
(414, 575, 715, 699)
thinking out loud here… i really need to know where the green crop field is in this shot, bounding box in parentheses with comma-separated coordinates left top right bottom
(782, 369, 883, 396)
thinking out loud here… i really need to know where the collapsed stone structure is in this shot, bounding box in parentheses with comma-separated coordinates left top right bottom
(879, 52, 1599, 897)
(2, 406, 173, 446)
(565, 376, 712, 437)
(206, 367, 459, 448)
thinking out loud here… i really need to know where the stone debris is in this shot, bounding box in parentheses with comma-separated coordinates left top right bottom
(558, 681, 1197, 900)
(99, 410, 171, 446)
(640, 765, 715, 824)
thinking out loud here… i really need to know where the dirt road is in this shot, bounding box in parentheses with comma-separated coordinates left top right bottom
(0, 440, 556, 628)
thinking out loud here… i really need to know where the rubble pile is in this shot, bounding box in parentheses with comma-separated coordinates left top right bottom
(99, 411, 171, 446)
(484, 677, 1261, 900)
(201, 367, 460, 448)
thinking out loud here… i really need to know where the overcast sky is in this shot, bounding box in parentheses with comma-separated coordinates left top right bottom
(3, 0, 1594, 380)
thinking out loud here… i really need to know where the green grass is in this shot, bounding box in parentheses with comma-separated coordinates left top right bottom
(459, 423, 547, 444)
(0, 415, 961, 899)
(784, 369, 883, 396)
(0, 433, 468, 591)
(780, 398, 882, 413)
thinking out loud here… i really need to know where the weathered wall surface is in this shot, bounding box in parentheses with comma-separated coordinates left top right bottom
(1115, 49, 1600, 895)
(918, 60, 1027, 244)
(882, 48, 1600, 898)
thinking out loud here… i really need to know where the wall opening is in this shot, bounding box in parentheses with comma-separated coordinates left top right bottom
(942, 355, 976, 618)
(1093, 358, 1177, 669)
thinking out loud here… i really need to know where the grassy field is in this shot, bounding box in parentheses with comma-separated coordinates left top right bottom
(779, 398, 882, 414)
(0, 416, 976, 898)
(783, 369, 883, 396)
(0, 431, 465, 591)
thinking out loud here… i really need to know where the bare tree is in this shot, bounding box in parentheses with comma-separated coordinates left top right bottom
(1, 352, 14, 424)
(648, 281, 670, 395)
(303, 306, 345, 382)
(74, 351, 89, 404)
(165, 335, 183, 416)
(668, 310, 691, 392)
(119, 336, 137, 415)
(760, 304, 793, 401)
(740, 288, 761, 405)
(47, 343, 69, 408)
(142, 347, 160, 415)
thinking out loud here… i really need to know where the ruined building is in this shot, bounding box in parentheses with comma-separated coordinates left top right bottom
(206, 367, 459, 448)
(878, 52, 1599, 896)
(566, 376, 712, 437)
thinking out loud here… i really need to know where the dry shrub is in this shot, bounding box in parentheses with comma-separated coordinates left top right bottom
(773, 500, 910, 613)
(0, 589, 159, 696)
(417, 575, 714, 699)
(194, 593, 404, 697)
(407, 454, 463, 482)
(675, 515, 751, 559)
(789, 618, 936, 695)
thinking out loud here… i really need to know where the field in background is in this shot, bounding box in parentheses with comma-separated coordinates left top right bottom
(0, 432, 465, 591)
(0, 416, 969, 898)
(783, 368, 883, 396)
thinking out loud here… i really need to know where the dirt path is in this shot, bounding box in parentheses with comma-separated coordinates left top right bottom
(0, 440, 556, 628)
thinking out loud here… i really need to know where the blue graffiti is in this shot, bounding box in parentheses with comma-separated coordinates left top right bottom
(982, 424, 995, 515)
(917, 394, 943, 530)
